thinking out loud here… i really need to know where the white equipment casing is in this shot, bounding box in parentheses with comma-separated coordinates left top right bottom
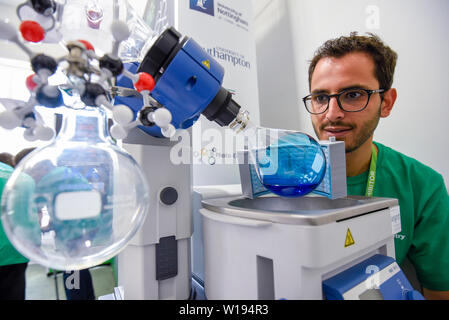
(118, 129, 193, 300)
(192, 185, 242, 285)
(199, 195, 399, 300)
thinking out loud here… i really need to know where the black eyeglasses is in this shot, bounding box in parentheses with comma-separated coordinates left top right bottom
(302, 88, 385, 114)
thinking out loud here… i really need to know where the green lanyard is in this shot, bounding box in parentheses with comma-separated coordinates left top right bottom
(365, 144, 378, 197)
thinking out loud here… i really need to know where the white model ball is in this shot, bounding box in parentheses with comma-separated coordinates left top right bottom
(153, 108, 172, 128)
(0, 110, 21, 129)
(110, 21, 130, 42)
(113, 104, 134, 125)
(23, 128, 38, 141)
(34, 126, 54, 141)
(22, 116, 36, 128)
(161, 124, 176, 138)
(110, 124, 128, 140)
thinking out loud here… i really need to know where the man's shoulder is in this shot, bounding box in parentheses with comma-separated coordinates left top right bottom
(375, 141, 443, 180)
(0, 162, 13, 180)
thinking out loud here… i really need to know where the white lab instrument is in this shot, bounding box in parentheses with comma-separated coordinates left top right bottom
(199, 195, 402, 299)
(117, 129, 193, 300)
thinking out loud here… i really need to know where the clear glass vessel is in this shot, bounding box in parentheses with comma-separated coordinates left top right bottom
(231, 111, 327, 197)
(1, 105, 149, 270)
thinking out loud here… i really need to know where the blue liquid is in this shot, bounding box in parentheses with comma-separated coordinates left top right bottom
(264, 183, 319, 198)
(254, 132, 326, 198)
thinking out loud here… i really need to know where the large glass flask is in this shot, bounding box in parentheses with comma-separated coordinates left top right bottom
(1, 106, 149, 270)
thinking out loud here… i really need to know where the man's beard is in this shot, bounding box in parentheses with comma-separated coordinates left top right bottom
(312, 108, 381, 153)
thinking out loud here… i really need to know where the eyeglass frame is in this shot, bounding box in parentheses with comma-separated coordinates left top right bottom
(302, 88, 386, 114)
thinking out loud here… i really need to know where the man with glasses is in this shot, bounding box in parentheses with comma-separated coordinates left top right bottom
(303, 32, 449, 299)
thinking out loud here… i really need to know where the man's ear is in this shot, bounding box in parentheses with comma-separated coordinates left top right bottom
(380, 88, 397, 118)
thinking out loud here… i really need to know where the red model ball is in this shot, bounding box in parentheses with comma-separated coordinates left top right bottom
(78, 39, 95, 52)
(25, 74, 38, 91)
(19, 20, 45, 43)
(134, 72, 155, 92)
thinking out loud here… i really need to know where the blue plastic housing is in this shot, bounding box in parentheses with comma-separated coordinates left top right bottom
(322, 254, 424, 300)
(115, 38, 224, 137)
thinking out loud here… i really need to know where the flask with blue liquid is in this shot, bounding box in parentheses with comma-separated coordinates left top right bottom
(231, 111, 326, 197)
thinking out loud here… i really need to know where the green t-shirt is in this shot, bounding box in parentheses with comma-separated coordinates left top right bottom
(347, 141, 449, 291)
(0, 162, 30, 266)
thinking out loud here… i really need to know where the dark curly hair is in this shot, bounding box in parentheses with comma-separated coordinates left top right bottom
(308, 32, 398, 91)
(14, 147, 36, 167)
(0, 152, 14, 167)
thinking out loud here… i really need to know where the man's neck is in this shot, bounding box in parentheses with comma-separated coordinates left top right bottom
(346, 139, 376, 177)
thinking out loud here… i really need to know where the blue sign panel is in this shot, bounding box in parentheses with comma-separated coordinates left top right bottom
(190, 0, 214, 16)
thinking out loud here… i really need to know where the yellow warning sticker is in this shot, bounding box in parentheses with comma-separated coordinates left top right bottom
(202, 60, 210, 69)
(344, 228, 355, 247)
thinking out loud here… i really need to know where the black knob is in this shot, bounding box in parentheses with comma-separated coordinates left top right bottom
(202, 87, 241, 127)
(139, 106, 157, 127)
(31, 54, 58, 75)
(31, 0, 56, 15)
(138, 27, 182, 79)
(81, 83, 106, 107)
(99, 54, 124, 77)
(160, 187, 178, 205)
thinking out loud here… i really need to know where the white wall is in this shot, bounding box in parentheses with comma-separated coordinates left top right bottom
(254, 0, 449, 187)
(253, 0, 300, 130)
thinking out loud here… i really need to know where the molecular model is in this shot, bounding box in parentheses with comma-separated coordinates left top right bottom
(0, 0, 176, 141)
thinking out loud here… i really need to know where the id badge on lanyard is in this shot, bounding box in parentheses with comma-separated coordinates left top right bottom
(365, 144, 378, 197)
